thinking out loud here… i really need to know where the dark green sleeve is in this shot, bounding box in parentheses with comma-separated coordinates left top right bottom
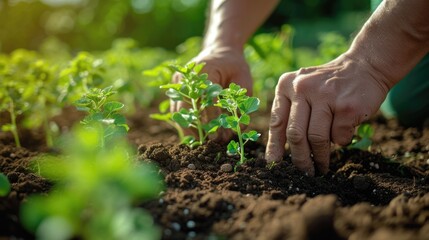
(375, 0, 429, 126)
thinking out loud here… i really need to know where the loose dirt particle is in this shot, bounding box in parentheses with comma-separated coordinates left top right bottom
(220, 163, 233, 172)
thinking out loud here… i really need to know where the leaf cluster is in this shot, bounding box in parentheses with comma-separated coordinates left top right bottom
(215, 83, 261, 164)
(160, 62, 222, 146)
(74, 86, 129, 147)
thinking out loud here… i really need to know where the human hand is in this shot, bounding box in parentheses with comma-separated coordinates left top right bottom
(265, 54, 390, 176)
(171, 46, 253, 143)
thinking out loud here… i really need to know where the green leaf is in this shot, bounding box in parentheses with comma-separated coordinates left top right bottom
(159, 83, 182, 90)
(206, 84, 222, 99)
(150, 113, 171, 121)
(104, 101, 124, 113)
(1, 124, 14, 132)
(239, 114, 250, 125)
(242, 130, 261, 141)
(186, 62, 196, 71)
(113, 114, 127, 125)
(203, 119, 220, 134)
(194, 62, 205, 74)
(181, 136, 195, 145)
(172, 112, 193, 128)
(159, 100, 170, 113)
(227, 140, 239, 155)
(349, 138, 372, 151)
(239, 97, 260, 114)
(357, 124, 374, 138)
(166, 89, 182, 101)
(225, 116, 238, 129)
(0, 173, 11, 197)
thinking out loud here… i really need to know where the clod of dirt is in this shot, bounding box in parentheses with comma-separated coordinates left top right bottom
(220, 163, 233, 173)
(352, 175, 372, 191)
(187, 164, 196, 170)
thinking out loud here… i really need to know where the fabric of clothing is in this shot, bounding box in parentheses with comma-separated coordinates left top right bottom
(372, 0, 429, 126)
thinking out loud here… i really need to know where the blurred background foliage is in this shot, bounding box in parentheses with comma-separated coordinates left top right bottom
(0, 0, 370, 53)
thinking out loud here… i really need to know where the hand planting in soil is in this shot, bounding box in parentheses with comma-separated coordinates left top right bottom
(0, 173, 11, 197)
(215, 83, 261, 165)
(74, 86, 129, 148)
(160, 62, 222, 148)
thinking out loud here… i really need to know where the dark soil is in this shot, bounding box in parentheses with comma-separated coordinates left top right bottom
(1, 110, 428, 240)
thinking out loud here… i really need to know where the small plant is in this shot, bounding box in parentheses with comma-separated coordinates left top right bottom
(160, 62, 222, 147)
(0, 173, 11, 197)
(348, 124, 374, 151)
(215, 83, 261, 165)
(74, 86, 129, 148)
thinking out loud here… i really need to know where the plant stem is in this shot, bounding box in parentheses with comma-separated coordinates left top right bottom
(234, 110, 245, 164)
(191, 99, 204, 144)
(43, 118, 53, 148)
(9, 101, 21, 148)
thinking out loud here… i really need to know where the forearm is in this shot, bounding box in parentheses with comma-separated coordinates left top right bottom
(203, 0, 279, 51)
(346, 0, 429, 89)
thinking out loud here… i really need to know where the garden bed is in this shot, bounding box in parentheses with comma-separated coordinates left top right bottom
(1, 109, 428, 240)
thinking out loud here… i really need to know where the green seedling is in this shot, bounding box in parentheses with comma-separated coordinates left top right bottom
(0, 173, 11, 197)
(21, 125, 163, 240)
(348, 124, 374, 151)
(215, 83, 261, 165)
(149, 99, 186, 143)
(74, 86, 129, 147)
(160, 62, 222, 147)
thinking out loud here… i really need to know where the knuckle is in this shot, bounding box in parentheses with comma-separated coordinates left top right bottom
(308, 133, 329, 147)
(287, 126, 306, 145)
(336, 101, 358, 114)
(269, 111, 283, 129)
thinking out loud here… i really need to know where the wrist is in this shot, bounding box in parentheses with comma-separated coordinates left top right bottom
(202, 40, 244, 53)
(341, 51, 392, 94)
(200, 43, 244, 57)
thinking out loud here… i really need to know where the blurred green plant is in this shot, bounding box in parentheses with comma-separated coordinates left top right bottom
(0, 173, 11, 197)
(58, 52, 105, 103)
(160, 62, 222, 148)
(215, 83, 261, 165)
(21, 124, 163, 240)
(0, 50, 37, 147)
(245, 25, 295, 110)
(348, 124, 374, 151)
(103, 39, 174, 111)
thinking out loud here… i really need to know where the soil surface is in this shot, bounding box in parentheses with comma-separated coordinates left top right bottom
(1, 110, 428, 240)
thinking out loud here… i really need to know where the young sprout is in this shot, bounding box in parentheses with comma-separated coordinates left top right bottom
(348, 123, 374, 151)
(74, 86, 129, 147)
(160, 62, 222, 147)
(215, 83, 261, 165)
